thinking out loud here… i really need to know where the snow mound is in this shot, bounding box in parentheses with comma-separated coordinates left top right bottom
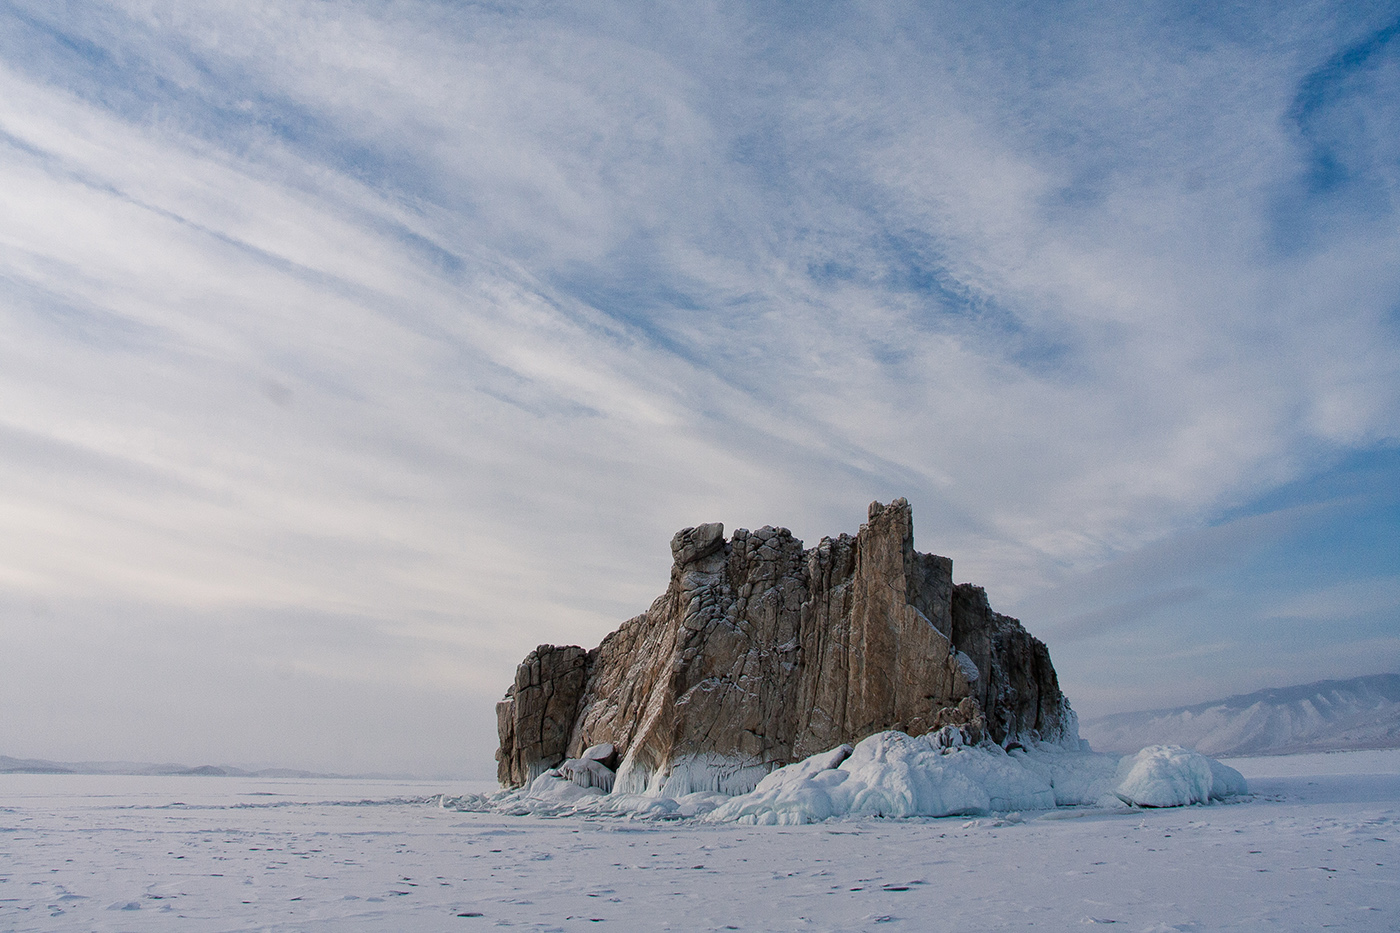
(1112, 745, 1247, 807)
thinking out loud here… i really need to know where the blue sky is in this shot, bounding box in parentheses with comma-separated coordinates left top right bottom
(0, 1, 1396, 777)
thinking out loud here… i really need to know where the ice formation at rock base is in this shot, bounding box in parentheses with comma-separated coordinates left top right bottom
(455, 731, 1246, 825)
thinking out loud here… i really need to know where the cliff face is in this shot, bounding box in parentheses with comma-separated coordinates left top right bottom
(495, 499, 1079, 794)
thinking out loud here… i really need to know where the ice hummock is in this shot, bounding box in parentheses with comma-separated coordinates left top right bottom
(701, 736, 1247, 824)
(704, 729, 1058, 825)
(1111, 744, 1248, 807)
(448, 732, 1246, 823)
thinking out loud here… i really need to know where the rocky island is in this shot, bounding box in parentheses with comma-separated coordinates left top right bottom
(496, 499, 1080, 797)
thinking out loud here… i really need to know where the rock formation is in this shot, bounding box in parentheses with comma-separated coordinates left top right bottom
(496, 498, 1079, 795)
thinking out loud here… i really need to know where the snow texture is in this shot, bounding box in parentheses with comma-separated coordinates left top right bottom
(0, 751, 1396, 931)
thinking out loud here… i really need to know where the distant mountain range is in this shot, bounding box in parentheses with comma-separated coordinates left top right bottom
(1082, 673, 1400, 757)
(0, 755, 338, 778)
(14, 674, 1395, 774)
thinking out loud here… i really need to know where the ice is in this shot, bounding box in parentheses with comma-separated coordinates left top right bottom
(701, 734, 1248, 824)
(1207, 754, 1249, 798)
(614, 751, 775, 797)
(557, 757, 615, 792)
(1, 753, 1395, 930)
(706, 732, 1062, 824)
(544, 744, 621, 794)
(464, 732, 1248, 825)
(1112, 745, 1213, 807)
(1008, 741, 1123, 806)
(466, 775, 732, 821)
(1112, 745, 1248, 807)
(525, 770, 605, 803)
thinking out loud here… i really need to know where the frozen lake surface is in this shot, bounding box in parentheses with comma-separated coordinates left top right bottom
(2, 750, 1398, 931)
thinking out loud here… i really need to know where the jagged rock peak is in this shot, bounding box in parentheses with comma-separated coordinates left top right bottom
(495, 498, 1079, 794)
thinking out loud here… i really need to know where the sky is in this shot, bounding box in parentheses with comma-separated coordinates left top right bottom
(0, 1, 1397, 779)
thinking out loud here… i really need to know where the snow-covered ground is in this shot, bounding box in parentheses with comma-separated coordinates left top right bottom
(2, 750, 1397, 931)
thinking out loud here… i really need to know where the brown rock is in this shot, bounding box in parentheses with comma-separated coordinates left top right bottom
(494, 644, 590, 787)
(495, 499, 1079, 793)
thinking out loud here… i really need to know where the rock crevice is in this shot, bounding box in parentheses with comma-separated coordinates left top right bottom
(495, 499, 1079, 794)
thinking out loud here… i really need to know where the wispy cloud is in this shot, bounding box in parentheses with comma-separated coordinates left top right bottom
(0, 0, 1397, 772)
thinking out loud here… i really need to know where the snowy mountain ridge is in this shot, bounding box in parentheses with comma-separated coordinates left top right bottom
(1082, 673, 1400, 757)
